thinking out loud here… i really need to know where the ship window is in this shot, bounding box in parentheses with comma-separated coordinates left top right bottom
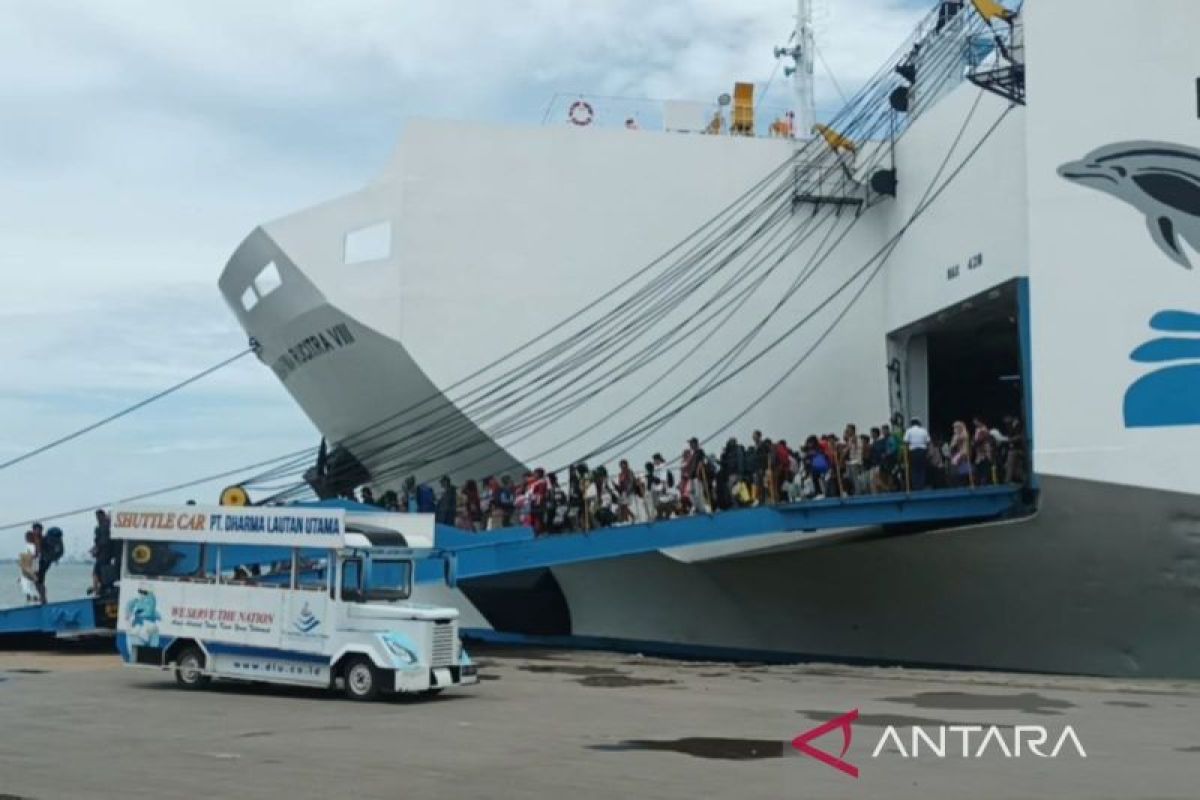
(253, 261, 282, 298)
(344, 221, 391, 264)
(240, 286, 258, 312)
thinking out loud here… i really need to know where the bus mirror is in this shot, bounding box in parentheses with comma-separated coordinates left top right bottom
(443, 553, 457, 588)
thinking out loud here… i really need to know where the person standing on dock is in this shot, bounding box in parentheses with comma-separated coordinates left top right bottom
(750, 430, 769, 504)
(972, 417, 996, 485)
(684, 438, 711, 514)
(436, 476, 457, 526)
(17, 530, 40, 604)
(36, 526, 65, 603)
(90, 510, 116, 595)
(24, 523, 46, 603)
(904, 418, 931, 490)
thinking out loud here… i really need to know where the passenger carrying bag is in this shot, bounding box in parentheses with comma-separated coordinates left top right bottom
(42, 528, 65, 564)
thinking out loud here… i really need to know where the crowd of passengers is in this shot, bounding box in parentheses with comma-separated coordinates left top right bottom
(346, 414, 1027, 535)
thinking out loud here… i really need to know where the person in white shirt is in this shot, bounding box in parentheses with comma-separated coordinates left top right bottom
(903, 418, 931, 490)
(17, 531, 39, 604)
(649, 455, 678, 519)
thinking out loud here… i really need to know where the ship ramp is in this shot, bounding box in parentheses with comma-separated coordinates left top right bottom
(0, 487, 1020, 640)
(427, 485, 1023, 582)
(0, 595, 118, 640)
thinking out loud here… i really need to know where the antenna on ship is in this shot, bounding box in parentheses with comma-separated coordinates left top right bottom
(775, 0, 817, 137)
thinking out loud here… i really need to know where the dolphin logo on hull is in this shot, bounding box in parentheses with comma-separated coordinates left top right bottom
(1058, 141, 1200, 268)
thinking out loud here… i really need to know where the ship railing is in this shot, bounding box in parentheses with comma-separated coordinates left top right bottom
(540, 92, 801, 140)
(964, 13, 1025, 105)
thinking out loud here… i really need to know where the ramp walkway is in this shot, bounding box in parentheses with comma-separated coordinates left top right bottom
(429, 485, 1023, 582)
(0, 595, 118, 639)
(1, 487, 1022, 638)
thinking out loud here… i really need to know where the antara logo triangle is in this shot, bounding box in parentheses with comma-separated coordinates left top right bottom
(792, 709, 860, 778)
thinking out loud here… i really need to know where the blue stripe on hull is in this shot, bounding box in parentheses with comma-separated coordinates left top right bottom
(461, 628, 821, 665)
(460, 629, 1054, 673)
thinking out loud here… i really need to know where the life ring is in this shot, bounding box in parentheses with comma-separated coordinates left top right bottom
(126, 541, 183, 575)
(131, 543, 154, 565)
(220, 485, 250, 506)
(568, 100, 594, 126)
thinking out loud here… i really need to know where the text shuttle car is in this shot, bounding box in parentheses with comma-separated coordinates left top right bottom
(111, 504, 477, 700)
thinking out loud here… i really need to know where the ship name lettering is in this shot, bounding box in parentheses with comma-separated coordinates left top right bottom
(270, 323, 357, 380)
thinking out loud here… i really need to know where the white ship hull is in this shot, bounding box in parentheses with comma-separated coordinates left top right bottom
(220, 1, 1200, 677)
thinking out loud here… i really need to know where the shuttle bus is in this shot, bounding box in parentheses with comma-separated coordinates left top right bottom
(111, 504, 476, 700)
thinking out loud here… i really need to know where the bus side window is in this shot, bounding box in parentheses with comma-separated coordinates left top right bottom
(341, 559, 363, 602)
(296, 548, 330, 592)
(126, 541, 206, 582)
(215, 544, 290, 587)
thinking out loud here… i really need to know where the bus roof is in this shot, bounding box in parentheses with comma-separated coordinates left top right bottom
(111, 504, 437, 550)
(112, 505, 348, 549)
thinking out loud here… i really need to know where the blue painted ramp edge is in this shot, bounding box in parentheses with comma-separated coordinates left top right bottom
(436, 486, 1019, 581)
(0, 597, 99, 637)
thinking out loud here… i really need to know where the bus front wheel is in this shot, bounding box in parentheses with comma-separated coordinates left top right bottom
(174, 645, 211, 689)
(343, 656, 380, 701)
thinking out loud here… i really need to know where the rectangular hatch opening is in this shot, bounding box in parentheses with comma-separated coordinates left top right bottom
(888, 278, 1032, 487)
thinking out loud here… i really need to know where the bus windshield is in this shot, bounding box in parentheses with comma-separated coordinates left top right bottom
(345, 559, 412, 603)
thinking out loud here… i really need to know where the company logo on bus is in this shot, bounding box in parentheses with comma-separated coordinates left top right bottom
(294, 603, 321, 634)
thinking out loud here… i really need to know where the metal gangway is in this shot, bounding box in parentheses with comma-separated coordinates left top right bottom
(0, 594, 118, 640)
(426, 485, 1023, 582)
(0, 486, 1022, 642)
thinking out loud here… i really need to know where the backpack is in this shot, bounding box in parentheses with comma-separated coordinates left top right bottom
(416, 484, 436, 513)
(42, 528, 65, 564)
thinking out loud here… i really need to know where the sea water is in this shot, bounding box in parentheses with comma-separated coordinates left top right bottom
(0, 561, 96, 609)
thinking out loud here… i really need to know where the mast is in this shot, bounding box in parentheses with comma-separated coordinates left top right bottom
(776, 0, 817, 137)
(794, 0, 816, 135)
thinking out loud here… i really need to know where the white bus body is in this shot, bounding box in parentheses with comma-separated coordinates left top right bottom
(111, 504, 476, 700)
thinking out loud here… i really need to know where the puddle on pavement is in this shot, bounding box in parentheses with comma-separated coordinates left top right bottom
(878, 691, 1074, 715)
(1175, 745, 1200, 753)
(592, 737, 785, 760)
(4, 668, 48, 675)
(517, 663, 677, 688)
(1105, 700, 1150, 708)
(479, 674, 501, 681)
(579, 675, 677, 688)
(518, 664, 622, 677)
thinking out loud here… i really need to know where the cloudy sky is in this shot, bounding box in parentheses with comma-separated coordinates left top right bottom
(0, 0, 927, 556)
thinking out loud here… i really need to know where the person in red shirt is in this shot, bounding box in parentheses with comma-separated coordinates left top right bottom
(528, 468, 550, 534)
(773, 440, 793, 500)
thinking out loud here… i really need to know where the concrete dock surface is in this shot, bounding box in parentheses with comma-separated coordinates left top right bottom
(0, 644, 1197, 799)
